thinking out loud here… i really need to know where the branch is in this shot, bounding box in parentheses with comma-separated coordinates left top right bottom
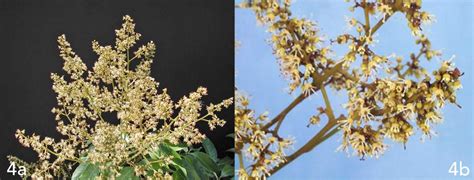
(312, 61, 344, 86)
(363, 0, 371, 35)
(401, 49, 424, 78)
(262, 61, 344, 132)
(262, 93, 307, 131)
(238, 152, 245, 170)
(336, 68, 373, 89)
(320, 85, 335, 121)
(370, 13, 392, 35)
(268, 116, 344, 175)
(272, 78, 332, 134)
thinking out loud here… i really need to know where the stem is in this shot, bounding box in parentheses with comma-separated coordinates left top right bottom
(262, 93, 307, 131)
(363, 0, 371, 35)
(268, 117, 341, 175)
(263, 61, 344, 131)
(337, 68, 374, 89)
(45, 146, 81, 163)
(320, 124, 342, 142)
(401, 49, 424, 78)
(268, 85, 341, 175)
(320, 85, 335, 121)
(370, 14, 392, 35)
(126, 49, 130, 70)
(312, 61, 344, 86)
(273, 116, 285, 135)
(238, 152, 245, 170)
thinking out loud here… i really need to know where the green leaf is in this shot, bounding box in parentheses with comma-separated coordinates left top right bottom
(183, 156, 202, 180)
(159, 144, 181, 159)
(149, 142, 184, 161)
(166, 141, 189, 152)
(192, 152, 219, 173)
(149, 150, 160, 160)
(172, 168, 187, 180)
(220, 164, 234, 178)
(202, 138, 218, 162)
(218, 157, 233, 166)
(226, 148, 235, 153)
(226, 133, 234, 139)
(171, 158, 188, 177)
(72, 163, 99, 180)
(116, 167, 139, 180)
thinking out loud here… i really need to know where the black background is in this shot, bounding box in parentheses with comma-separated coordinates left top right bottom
(0, 0, 234, 178)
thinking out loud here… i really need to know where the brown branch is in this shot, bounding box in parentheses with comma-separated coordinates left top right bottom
(262, 61, 344, 132)
(336, 68, 374, 89)
(370, 14, 392, 35)
(312, 61, 344, 86)
(363, 0, 371, 35)
(320, 85, 335, 121)
(401, 49, 424, 78)
(268, 116, 344, 175)
(262, 93, 307, 131)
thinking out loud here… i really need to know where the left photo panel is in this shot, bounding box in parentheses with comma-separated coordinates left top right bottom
(0, 0, 234, 179)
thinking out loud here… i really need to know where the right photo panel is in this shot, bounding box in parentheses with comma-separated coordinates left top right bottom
(235, 0, 472, 179)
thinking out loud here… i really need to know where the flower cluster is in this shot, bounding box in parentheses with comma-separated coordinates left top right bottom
(239, 0, 331, 93)
(347, 0, 434, 36)
(399, 0, 435, 36)
(235, 91, 292, 178)
(342, 125, 386, 159)
(339, 58, 461, 158)
(336, 0, 462, 159)
(10, 15, 232, 179)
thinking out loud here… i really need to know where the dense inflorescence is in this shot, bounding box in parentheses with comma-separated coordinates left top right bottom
(236, 0, 462, 178)
(235, 92, 292, 178)
(9, 15, 232, 179)
(241, 0, 330, 93)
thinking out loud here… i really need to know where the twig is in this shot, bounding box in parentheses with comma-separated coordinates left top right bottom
(268, 116, 344, 175)
(370, 14, 392, 35)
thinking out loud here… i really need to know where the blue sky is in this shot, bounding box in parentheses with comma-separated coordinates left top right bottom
(235, 0, 473, 179)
